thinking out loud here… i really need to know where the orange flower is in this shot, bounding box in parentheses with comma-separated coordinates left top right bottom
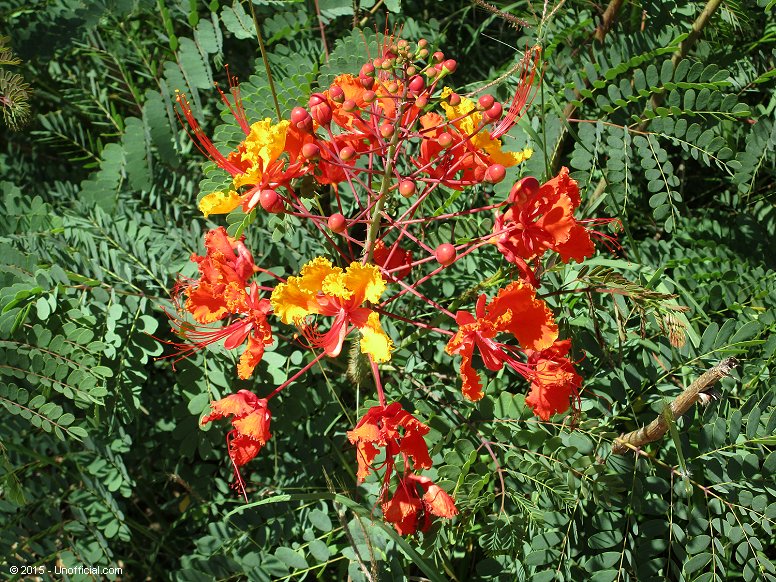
(524, 340, 582, 421)
(382, 473, 458, 535)
(445, 281, 558, 401)
(346, 402, 432, 482)
(493, 168, 594, 266)
(201, 390, 272, 499)
(172, 228, 273, 379)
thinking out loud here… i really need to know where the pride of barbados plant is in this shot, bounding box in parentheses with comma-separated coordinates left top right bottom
(168, 35, 612, 535)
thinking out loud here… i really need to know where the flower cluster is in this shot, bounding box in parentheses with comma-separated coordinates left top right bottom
(168, 35, 613, 535)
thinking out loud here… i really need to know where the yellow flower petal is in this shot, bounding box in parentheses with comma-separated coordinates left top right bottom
(298, 257, 339, 294)
(359, 311, 392, 363)
(343, 262, 386, 304)
(232, 118, 290, 188)
(199, 190, 242, 217)
(322, 270, 353, 300)
(270, 276, 318, 324)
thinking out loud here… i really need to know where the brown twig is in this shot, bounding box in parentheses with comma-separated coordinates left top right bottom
(612, 357, 739, 454)
(471, 0, 529, 29)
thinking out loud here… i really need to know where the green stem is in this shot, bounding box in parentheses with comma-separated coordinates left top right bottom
(247, 0, 282, 120)
(363, 133, 400, 263)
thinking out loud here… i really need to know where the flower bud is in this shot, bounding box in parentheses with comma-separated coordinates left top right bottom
(509, 176, 541, 203)
(342, 99, 357, 112)
(418, 39, 428, 49)
(435, 243, 456, 266)
(442, 59, 457, 73)
(260, 189, 284, 214)
(381, 58, 393, 70)
(438, 132, 453, 148)
(309, 93, 332, 126)
(447, 92, 461, 106)
(415, 94, 429, 108)
(399, 180, 416, 197)
(361, 62, 376, 77)
(373, 57, 384, 69)
(363, 90, 376, 103)
(387, 81, 399, 93)
(484, 164, 506, 184)
(329, 85, 345, 103)
(360, 74, 375, 89)
(477, 94, 495, 110)
(408, 75, 425, 94)
(379, 123, 394, 139)
(432, 51, 444, 63)
(290, 106, 313, 133)
(425, 67, 438, 78)
(327, 213, 347, 233)
(485, 102, 503, 122)
(339, 146, 356, 161)
(406, 65, 417, 76)
(301, 143, 320, 161)
(418, 48, 429, 59)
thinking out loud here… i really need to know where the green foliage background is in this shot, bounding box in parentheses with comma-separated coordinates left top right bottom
(0, 0, 774, 580)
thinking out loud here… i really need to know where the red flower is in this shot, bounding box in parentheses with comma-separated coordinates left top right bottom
(382, 473, 458, 535)
(493, 168, 595, 268)
(346, 402, 432, 482)
(201, 390, 272, 498)
(170, 228, 274, 379)
(445, 281, 558, 401)
(523, 340, 582, 421)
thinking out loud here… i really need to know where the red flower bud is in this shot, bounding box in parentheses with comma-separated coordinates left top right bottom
(329, 85, 345, 103)
(484, 164, 506, 184)
(442, 59, 457, 73)
(435, 243, 456, 266)
(327, 213, 347, 233)
(438, 132, 453, 148)
(363, 90, 376, 103)
(447, 92, 461, 106)
(415, 94, 429, 108)
(373, 57, 384, 69)
(379, 123, 394, 138)
(301, 143, 320, 160)
(408, 75, 425, 93)
(339, 146, 356, 161)
(360, 74, 375, 89)
(399, 180, 416, 197)
(260, 189, 284, 214)
(406, 65, 417, 76)
(418, 48, 429, 59)
(478, 94, 495, 110)
(309, 93, 332, 126)
(432, 51, 444, 63)
(361, 62, 375, 77)
(508, 176, 541, 203)
(290, 107, 313, 133)
(387, 81, 399, 93)
(485, 102, 503, 122)
(342, 99, 357, 112)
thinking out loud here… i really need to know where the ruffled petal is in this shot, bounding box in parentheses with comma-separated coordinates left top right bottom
(554, 223, 595, 263)
(237, 334, 266, 379)
(343, 262, 386, 305)
(198, 189, 242, 217)
(358, 311, 393, 363)
(201, 390, 260, 425)
(459, 348, 484, 401)
(229, 433, 264, 467)
(485, 281, 558, 351)
(232, 405, 272, 444)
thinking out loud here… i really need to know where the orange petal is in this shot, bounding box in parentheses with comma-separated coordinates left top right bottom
(229, 433, 264, 466)
(237, 335, 266, 379)
(486, 281, 558, 351)
(422, 484, 458, 518)
(382, 486, 422, 536)
(201, 390, 260, 425)
(459, 348, 484, 401)
(232, 406, 272, 444)
(554, 223, 594, 263)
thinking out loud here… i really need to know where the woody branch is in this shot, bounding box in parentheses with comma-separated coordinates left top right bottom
(612, 357, 739, 454)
